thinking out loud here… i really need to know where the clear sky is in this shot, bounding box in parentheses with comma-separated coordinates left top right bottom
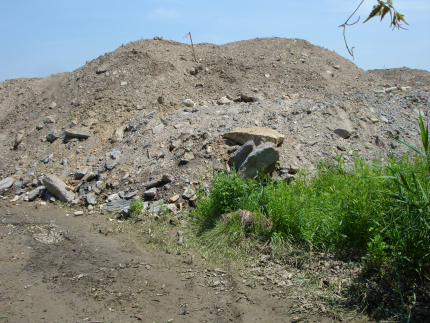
(1, 0, 429, 82)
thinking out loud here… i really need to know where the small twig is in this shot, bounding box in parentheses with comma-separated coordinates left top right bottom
(339, 0, 365, 59)
(183, 32, 197, 62)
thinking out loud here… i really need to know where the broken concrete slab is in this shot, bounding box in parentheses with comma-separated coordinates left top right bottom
(224, 126, 285, 146)
(42, 175, 75, 203)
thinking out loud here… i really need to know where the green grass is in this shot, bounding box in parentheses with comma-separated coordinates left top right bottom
(191, 111, 430, 321)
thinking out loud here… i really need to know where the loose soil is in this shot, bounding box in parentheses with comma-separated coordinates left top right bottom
(1, 199, 346, 323)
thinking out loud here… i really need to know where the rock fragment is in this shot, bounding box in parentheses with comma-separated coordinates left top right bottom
(238, 142, 279, 180)
(182, 99, 195, 107)
(43, 116, 56, 124)
(46, 131, 62, 143)
(217, 97, 232, 105)
(42, 175, 75, 202)
(224, 126, 285, 146)
(229, 140, 256, 171)
(64, 130, 91, 139)
(333, 128, 351, 139)
(27, 186, 46, 201)
(0, 177, 15, 192)
(14, 130, 25, 148)
(86, 193, 96, 205)
(103, 199, 131, 213)
(144, 187, 157, 197)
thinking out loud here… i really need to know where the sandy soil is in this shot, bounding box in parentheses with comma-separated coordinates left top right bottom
(0, 198, 343, 323)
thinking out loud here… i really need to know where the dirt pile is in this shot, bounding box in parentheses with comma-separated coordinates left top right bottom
(0, 37, 430, 210)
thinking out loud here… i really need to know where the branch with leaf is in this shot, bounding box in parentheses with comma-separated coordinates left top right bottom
(340, 0, 408, 58)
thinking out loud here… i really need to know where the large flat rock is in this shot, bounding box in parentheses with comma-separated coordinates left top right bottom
(42, 175, 75, 202)
(224, 127, 285, 146)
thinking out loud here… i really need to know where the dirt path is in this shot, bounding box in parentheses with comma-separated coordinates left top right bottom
(0, 199, 337, 323)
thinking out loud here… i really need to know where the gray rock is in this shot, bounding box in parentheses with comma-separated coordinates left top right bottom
(42, 175, 75, 202)
(146, 178, 163, 189)
(182, 187, 196, 200)
(241, 94, 253, 102)
(82, 171, 97, 182)
(385, 87, 398, 93)
(0, 177, 15, 192)
(107, 193, 120, 202)
(238, 142, 280, 180)
(144, 187, 157, 197)
(152, 123, 164, 134)
(153, 36, 163, 40)
(105, 160, 118, 170)
(46, 131, 62, 143)
(147, 174, 174, 189)
(14, 130, 25, 148)
(43, 115, 56, 124)
(61, 168, 71, 177)
(13, 182, 25, 195)
(180, 152, 194, 164)
(75, 168, 88, 180)
(124, 191, 137, 199)
(162, 174, 174, 183)
(169, 139, 181, 151)
(229, 140, 256, 171)
(64, 130, 91, 139)
(103, 199, 131, 213)
(42, 154, 54, 164)
(252, 95, 264, 102)
(333, 128, 351, 139)
(111, 127, 124, 143)
(28, 186, 46, 201)
(182, 99, 195, 107)
(86, 193, 96, 205)
(110, 150, 121, 159)
(43, 190, 55, 201)
(217, 97, 232, 105)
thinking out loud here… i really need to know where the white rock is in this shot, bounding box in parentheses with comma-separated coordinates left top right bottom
(182, 99, 195, 107)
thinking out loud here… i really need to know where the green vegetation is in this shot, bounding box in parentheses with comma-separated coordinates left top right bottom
(192, 111, 430, 320)
(129, 198, 144, 216)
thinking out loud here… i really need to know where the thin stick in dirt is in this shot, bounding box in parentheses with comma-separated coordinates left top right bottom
(183, 32, 197, 62)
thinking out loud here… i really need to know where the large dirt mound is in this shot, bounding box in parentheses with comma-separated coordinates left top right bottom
(0, 37, 393, 139)
(0, 37, 429, 204)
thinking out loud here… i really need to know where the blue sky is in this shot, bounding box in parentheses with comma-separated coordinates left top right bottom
(1, 0, 429, 82)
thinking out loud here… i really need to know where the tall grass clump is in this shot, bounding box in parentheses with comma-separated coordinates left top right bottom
(370, 110, 430, 274)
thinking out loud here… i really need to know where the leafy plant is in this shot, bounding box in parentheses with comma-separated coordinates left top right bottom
(340, 0, 408, 58)
(363, 0, 408, 30)
(129, 198, 144, 216)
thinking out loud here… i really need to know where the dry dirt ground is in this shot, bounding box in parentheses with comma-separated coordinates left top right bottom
(0, 198, 345, 323)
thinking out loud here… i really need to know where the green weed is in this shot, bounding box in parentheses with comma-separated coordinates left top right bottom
(129, 198, 144, 216)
